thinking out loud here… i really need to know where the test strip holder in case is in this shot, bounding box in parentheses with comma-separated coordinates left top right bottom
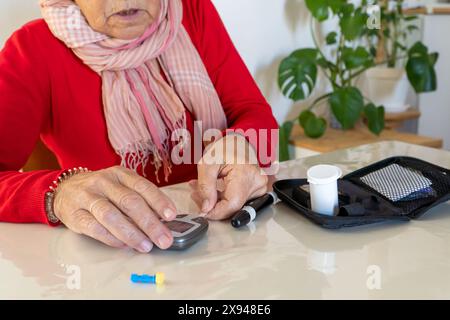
(273, 157, 450, 229)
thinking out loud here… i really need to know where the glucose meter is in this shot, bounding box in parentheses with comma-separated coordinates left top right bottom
(162, 214, 209, 250)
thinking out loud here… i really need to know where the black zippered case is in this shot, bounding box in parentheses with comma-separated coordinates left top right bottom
(273, 157, 450, 229)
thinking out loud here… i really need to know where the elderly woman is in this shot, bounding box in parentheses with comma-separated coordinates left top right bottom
(0, 0, 277, 253)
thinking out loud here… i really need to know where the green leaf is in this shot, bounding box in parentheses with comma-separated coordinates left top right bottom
(407, 25, 419, 33)
(305, 0, 344, 21)
(305, 0, 329, 21)
(367, 28, 378, 37)
(364, 104, 385, 135)
(406, 56, 437, 93)
(316, 57, 329, 68)
(341, 3, 354, 16)
(394, 41, 407, 51)
(385, 12, 396, 23)
(406, 42, 439, 93)
(326, 32, 338, 45)
(429, 52, 439, 66)
(299, 110, 327, 139)
(278, 122, 294, 162)
(342, 46, 373, 69)
(404, 15, 419, 21)
(409, 41, 428, 56)
(328, 0, 345, 14)
(278, 48, 319, 101)
(329, 87, 364, 129)
(340, 7, 367, 40)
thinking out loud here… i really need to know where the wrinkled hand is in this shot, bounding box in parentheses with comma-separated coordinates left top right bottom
(53, 166, 177, 253)
(190, 134, 269, 220)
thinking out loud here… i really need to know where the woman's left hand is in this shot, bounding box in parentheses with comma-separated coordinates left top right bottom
(189, 134, 269, 220)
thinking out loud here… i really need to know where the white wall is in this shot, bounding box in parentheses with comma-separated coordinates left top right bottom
(0, 0, 315, 124)
(211, 0, 315, 122)
(0, 0, 41, 47)
(418, 15, 450, 150)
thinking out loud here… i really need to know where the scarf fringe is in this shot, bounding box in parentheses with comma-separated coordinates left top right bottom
(119, 113, 186, 183)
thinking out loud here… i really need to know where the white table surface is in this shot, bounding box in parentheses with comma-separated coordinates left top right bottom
(1, 141, 450, 300)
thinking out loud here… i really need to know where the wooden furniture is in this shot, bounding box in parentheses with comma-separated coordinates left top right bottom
(290, 125, 443, 154)
(404, 6, 450, 15)
(360, 108, 421, 130)
(384, 109, 421, 130)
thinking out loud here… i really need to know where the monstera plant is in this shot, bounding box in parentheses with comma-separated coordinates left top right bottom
(278, 0, 438, 161)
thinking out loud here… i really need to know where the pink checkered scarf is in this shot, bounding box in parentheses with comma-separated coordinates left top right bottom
(40, 0, 227, 181)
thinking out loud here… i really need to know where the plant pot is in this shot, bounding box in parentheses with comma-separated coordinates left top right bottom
(364, 67, 410, 113)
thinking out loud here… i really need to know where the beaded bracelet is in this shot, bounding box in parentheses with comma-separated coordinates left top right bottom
(45, 167, 90, 225)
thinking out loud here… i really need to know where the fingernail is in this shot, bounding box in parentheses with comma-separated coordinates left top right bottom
(202, 200, 210, 213)
(157, 234, 172, 249)
(163, 208, 176, 220)
(138, 240, 153, 253)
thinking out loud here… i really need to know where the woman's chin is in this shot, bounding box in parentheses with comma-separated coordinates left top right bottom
(109, 24, 149, 40)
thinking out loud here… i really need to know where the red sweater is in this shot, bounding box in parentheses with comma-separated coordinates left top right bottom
(0, 0, 278, 225)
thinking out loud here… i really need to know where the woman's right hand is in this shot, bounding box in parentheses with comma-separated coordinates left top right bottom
(53, 166, 177, 253)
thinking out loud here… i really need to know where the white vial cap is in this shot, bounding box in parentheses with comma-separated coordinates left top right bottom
(307, 165, 342, 185)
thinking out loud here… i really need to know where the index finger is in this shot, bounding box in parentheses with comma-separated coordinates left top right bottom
(113, 167, 178, 221)
(206, 177, 248, 220)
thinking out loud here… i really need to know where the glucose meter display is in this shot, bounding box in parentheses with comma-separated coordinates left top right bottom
(164, 220, 195, 233)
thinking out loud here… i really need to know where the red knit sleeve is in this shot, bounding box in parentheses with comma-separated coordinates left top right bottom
(183, 0, 279, 167)
(0, 23, 64, 225)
